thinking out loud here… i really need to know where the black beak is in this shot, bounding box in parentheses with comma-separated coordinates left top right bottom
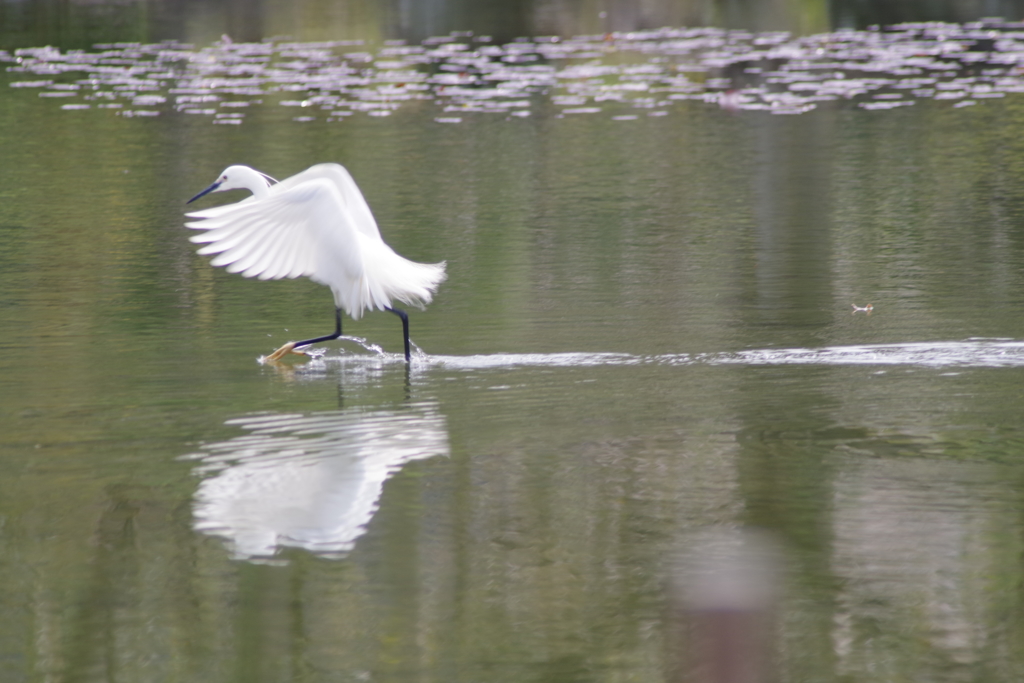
(187, 180, 222, 204)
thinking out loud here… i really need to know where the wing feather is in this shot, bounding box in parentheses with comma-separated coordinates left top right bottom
(209, 219, 279, 268)
(239, 220, 295, 278)
(277, 236, 305, 280)
(200, 218, 276, 262)
(255, 227, 296, 280)
(273, 163, 381, 241)
(185, 177, 368, 313)
(220, 215, 290, 275)
(227, 227, 281, 275)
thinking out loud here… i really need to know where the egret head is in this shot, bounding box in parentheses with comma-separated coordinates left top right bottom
(187, 165, 275, 203)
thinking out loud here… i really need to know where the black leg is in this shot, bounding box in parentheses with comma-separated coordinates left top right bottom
(293, 308, 343, 349)
(386, 307, 411, 361)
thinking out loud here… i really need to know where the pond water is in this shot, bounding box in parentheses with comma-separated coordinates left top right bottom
(5, 1, 1024, 682)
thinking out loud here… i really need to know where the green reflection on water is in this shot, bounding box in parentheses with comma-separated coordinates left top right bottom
(1, 0, 837, 51)
(8, 0, 1024, 52)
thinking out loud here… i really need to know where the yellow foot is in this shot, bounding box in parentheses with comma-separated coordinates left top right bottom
(262, 341, 307, 362)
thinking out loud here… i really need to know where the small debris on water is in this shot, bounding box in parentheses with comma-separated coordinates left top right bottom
(9, 21, 1024, 123)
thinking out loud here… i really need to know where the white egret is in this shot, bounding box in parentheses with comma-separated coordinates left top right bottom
(185, 164, 446, 361)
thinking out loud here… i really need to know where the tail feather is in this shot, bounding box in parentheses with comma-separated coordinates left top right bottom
(330, 243, 446, 318)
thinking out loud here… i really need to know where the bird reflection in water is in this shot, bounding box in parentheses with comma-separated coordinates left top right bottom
(181, 402, 449, 560)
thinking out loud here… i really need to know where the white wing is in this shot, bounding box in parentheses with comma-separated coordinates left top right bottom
(271, 163, 381, 241)
(185, 177, 364, 288)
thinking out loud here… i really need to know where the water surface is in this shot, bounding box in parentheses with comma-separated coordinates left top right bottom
(5, 3, 1024, 682)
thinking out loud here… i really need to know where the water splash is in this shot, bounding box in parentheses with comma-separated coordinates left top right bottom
(299, 339, 1024, 370)
(338, 335, 387, 356)
(258, 335, 390, 364)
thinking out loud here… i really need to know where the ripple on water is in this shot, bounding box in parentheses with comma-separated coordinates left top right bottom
(296, 339, 1024, 370)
